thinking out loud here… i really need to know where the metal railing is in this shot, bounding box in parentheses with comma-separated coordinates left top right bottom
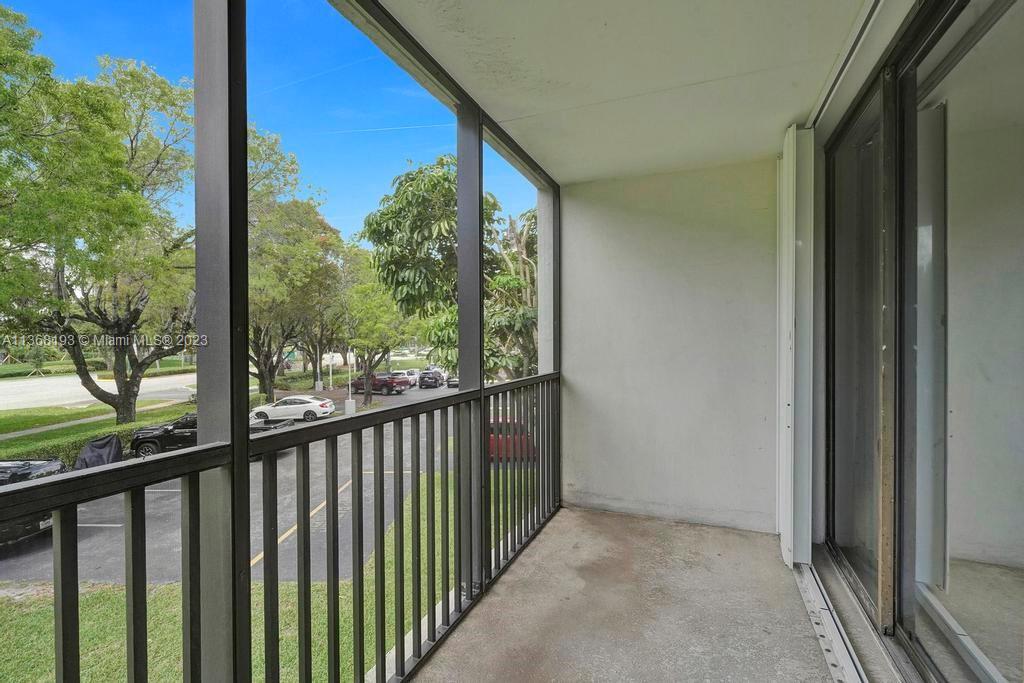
(0, 372, 560, 681)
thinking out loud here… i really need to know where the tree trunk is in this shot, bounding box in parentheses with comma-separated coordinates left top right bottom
(115, 391, 138, 423)
(361, 361, 374, 407)
(258, 364, 276, 402)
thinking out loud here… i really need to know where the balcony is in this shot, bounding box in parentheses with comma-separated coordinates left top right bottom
(2, 0, 1021, 681)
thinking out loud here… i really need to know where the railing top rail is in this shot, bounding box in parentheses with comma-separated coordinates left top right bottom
(482, 371, 559, 397)
(0, 442, 230, 523)
(0, 372, 562, 521)
(249, 389, 471, 455)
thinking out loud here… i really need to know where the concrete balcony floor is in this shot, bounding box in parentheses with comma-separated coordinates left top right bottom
(417, 507, 831, 681)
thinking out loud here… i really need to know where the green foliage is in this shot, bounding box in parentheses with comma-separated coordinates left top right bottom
(361, 155, 503, 316)
(362, 155, 539, 378)
(0, 14, 196, 421)
(0, 404, 189, 465)
(249, 393, 268, 410)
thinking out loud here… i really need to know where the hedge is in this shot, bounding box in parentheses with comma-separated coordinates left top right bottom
(0, 405, 190, 467)
(0, 358, 106, 379)
(96, 365, 196, 380)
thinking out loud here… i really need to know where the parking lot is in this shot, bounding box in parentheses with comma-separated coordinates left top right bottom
(0, 387, 460, 583)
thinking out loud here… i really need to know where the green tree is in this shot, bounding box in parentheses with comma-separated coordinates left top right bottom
(0, 11, 196, 423)
(336, 246, 410, 406)
(361, 155, 539, 380)
(248, 193, 338, 401)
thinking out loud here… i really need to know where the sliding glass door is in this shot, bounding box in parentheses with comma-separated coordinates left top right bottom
(827, 0, 1023, 679)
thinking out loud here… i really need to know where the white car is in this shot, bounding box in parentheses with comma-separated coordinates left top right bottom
(249, 395, 335, 422)
(405, 368, 420, 386)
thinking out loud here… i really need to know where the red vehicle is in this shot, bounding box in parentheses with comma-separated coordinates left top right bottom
(488, 419, 536, 461)
(352, 371, 411, 395)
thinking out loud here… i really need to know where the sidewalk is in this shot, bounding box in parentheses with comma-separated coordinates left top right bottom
(0, 400, 184, 442)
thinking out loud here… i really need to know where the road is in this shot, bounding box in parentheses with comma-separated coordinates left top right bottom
(0, 373, 197, 410)
(0, 386, 466, 583)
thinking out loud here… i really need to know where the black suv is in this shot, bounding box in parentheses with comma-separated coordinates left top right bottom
(0, 459, 66, 546)
(418, 370, 443, 388)
(130, 413, 293, 457)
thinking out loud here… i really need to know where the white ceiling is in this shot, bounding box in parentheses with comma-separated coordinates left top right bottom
(381, 0, 869, 184)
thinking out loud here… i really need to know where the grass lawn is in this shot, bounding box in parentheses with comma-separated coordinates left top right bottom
(0, 468, 540, 680)
(0, 400, 164, 436)
(0, 475, 461, 681)
(0, 403, 192, 464)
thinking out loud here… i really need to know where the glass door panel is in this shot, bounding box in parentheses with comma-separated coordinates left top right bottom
(830, 85, 884, 610)
(905, 1, 1024, 680)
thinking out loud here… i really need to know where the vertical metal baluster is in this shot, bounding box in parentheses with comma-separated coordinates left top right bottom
(533, 383, 540, 531)
(536, 383, 544, 522)
(453, 405, 462, 611)
(525, 386, 532, 534)
(502, 391, 510, 562)
(181, 472, 201, 682)
(393, 420, 405, 677)
(326, 437, 340, 683)
(262, 453, 280, 681)
(373, 424, 386, 682)
(125, 487, 147, 682)
(297, 443, 312, 683)
(410, 414, 422, 659)
(351, 431, 365, 681)
(426, 410, 437, 641)
(491, 394, 500, 571)
(516, 388, 523, 548)
(539, 382, 546, 519)
(555, 379, 561, 506)
(546, 381, 553, 516)
(483, 396, 493, 584)
(53, 505, 79, 682)
(440, 406, 450, 626)
(508, 389, 516, 552)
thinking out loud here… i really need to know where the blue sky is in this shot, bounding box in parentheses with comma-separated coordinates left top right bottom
(10, 0, 536, 239)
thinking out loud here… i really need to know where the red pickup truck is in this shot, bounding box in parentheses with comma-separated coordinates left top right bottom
(352, 371, 411, 395)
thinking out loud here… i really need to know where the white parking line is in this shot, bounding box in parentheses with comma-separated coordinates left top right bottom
(146, 488, 181, 493)
(78, 523, 123, 528)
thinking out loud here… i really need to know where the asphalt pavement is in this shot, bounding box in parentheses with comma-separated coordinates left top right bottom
(0, 386, 462, 584)
(0, 373, 197, 410)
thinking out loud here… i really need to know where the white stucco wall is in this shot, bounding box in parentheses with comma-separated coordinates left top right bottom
(560, 159, 778, 533)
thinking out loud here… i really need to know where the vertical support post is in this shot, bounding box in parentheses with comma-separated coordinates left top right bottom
(457, 101, 484, 603)
(195, 0, 250, 678)
(537, 186, 560, 374)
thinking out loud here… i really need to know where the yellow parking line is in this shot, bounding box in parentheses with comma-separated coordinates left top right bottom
(248, 470, 415, 567)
